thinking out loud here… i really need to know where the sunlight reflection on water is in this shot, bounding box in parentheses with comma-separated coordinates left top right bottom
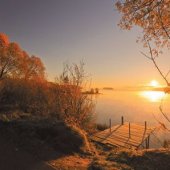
(96, 90, 170, 148)
(96, 90, 170, 127)
(139, 91, 166, 102)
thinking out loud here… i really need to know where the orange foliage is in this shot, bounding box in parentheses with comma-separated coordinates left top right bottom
(20, 52, 45, 81)
(0, 34, 9, 47)
(115, 0, 170, 48)
(0, 33, 46, 81)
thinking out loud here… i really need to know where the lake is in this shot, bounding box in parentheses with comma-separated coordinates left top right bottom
(95, 89, 170, 148)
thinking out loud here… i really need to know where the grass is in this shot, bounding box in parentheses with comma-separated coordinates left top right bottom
(0, 119, 91, 157)
(1, 112, 170, 169)
(89, 147, 170, 170)
(96, 123, 109, 131)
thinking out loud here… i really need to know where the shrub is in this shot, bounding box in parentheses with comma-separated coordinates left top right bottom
(53, 62, 96, 131)
(0, 62, 96, 132)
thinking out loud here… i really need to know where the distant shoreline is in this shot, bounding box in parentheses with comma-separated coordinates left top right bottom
(82, 91, 102, 95)
(103, 87, 114, 90)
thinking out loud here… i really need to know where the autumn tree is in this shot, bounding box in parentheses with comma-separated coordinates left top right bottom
(0, 34, 21, 80)
(20, 51, 45, 81)
(0, 33, 45, 81)
(115, 0, 170, 125)
(116, 0, 170, 47)
(0, 33, 46, 114)
(115, 0, 170, 85)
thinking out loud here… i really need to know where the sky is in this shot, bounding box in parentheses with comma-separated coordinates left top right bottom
(0, 0, 169, 88)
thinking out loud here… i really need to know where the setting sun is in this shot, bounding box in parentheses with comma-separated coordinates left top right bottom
(149, 80, 159, 87)
(140, 80, 165, 102)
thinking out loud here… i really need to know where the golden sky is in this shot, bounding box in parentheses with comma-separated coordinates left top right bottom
(0, 0, 169, 88)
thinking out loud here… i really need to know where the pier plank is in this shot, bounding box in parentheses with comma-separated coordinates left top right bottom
(91, 122, 157, 149)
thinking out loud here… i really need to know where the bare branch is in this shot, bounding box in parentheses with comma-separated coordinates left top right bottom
(140, 51, 152, 60)
(165, 70, 170, 78)
(159, 105, 170, 123)
(146, 40, 170, 86)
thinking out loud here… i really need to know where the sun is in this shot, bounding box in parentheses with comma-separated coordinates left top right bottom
(139, 80, 165, 102)
(149, 80, 159, 87)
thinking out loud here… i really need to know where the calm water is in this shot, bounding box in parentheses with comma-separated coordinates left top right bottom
(95, 90, 170, 148)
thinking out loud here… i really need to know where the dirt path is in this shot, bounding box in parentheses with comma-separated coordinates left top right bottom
(0, 137, 56, 170)
(49, 155, 91, 170)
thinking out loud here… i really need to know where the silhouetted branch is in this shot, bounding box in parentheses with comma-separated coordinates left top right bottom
(165, 70, 170, 79)
(141, 40, 170, 126)
(141, 40, 170, 86)
(159, 105, 170, 123)
(140, 51, 152, 60)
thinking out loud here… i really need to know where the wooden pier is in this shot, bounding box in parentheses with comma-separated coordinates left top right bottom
(92, 117, 157, 149)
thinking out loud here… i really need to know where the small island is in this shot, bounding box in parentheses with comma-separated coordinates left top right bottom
(83, 88, 100, 94)
(103, 87, 114, 90)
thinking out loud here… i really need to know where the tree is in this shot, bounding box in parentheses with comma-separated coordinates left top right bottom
(115, 0, 170, 85)
(115, 0, 170, 83)
(116, 0, 170, 48)
(20, 52, 45, 80)
(0, 34, 22, 80)
(95, 88, 99, 94)
(54, 62, 95, 130)
(115, 0, 170, 125)
(0, 33, 46, 81)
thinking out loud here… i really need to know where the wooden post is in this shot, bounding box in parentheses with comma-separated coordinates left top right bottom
(145, 121, 147, 131)
(109, 118, 112, 133)
(144, 121, 148, 148)
(145, 138, 148, 149)
(121, 116, 124, 125)
(129, 122, 131, 138)
(148, 135, 150, 149)
(145, 136, 150, 149)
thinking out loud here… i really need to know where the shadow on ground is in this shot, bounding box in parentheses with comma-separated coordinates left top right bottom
(104, 148, 170, 170)
(128, 150, 170, 170)
(0, 118, 85, 170)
